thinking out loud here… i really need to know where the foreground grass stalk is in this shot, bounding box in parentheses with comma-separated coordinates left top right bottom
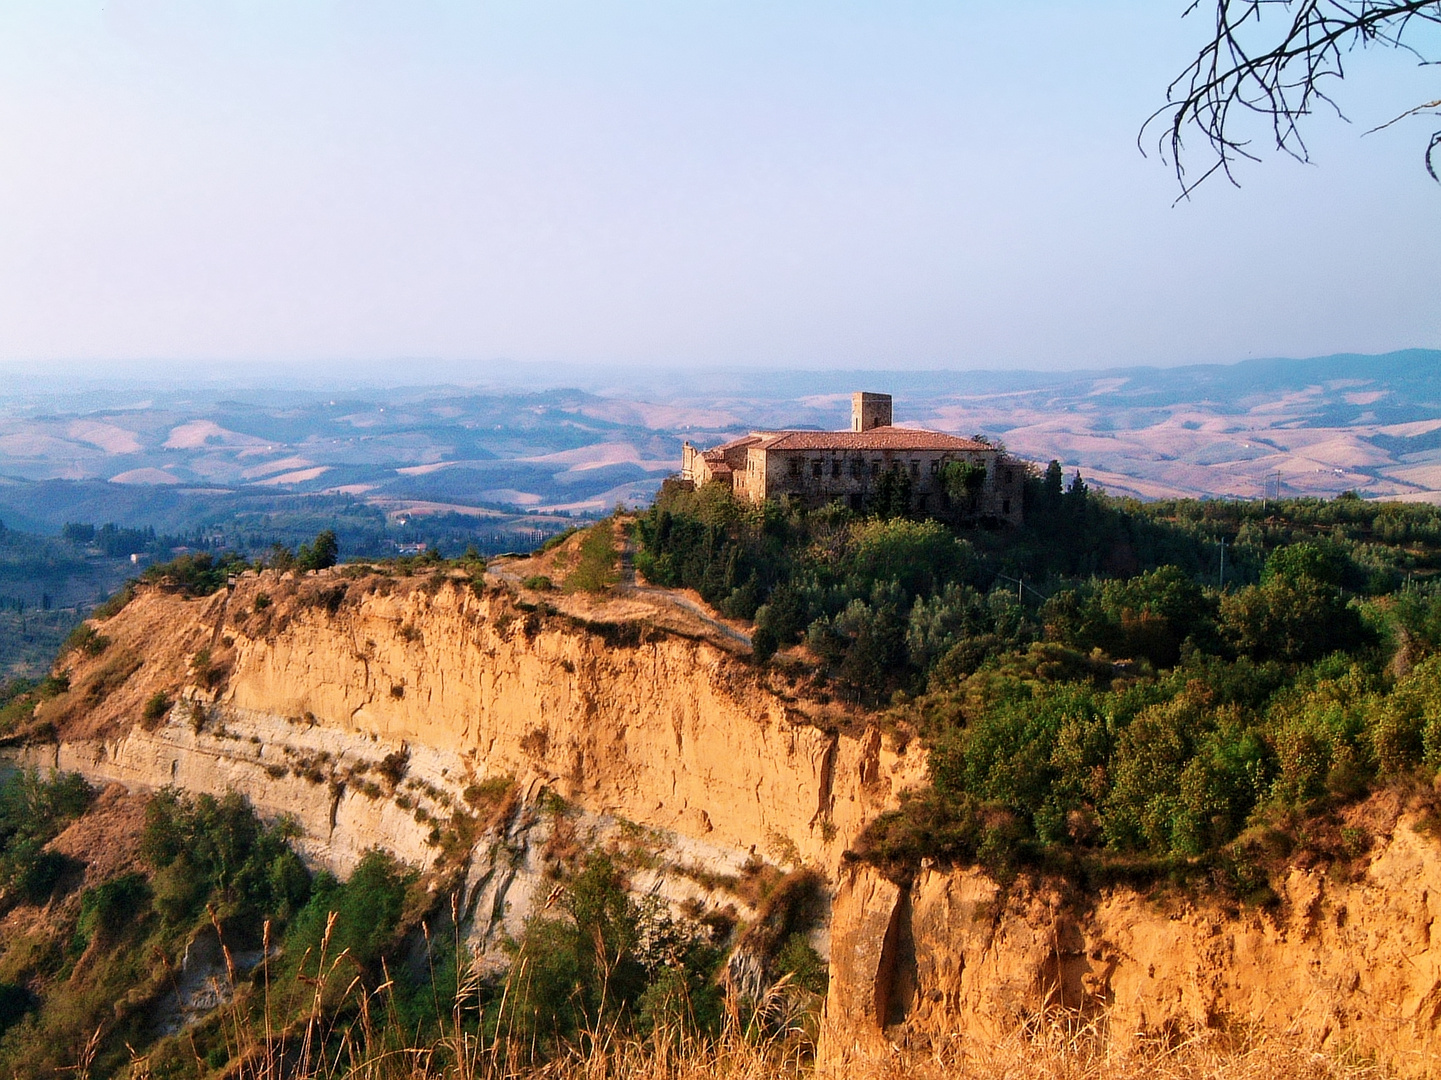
(198, 901, 1386, 1080)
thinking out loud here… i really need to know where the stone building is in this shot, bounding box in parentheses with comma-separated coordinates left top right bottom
(681, 392, 1024, 524)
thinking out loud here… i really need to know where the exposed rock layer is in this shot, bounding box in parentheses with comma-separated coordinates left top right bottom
(17, 570, 917, 963)
(21, 569, 1441, 1073)
(822, 808, 1441, 1075)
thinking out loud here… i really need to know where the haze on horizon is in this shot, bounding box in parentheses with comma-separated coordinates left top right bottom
(0, 1, 1436, 379)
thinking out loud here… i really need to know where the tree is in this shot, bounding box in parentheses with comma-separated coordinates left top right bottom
(1152, 1, 1441, 193)
(940, 461, 987, 512)
(1219, 543, 1363, 661)
(296, 529, 339, 571)
(870, 464, 913, 519)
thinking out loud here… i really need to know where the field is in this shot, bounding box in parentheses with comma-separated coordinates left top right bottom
(2, 351, 1441, 543)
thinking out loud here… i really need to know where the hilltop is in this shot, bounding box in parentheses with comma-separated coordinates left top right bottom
(1, 482, 1441, 1073)
(1, 349, 1440, 556)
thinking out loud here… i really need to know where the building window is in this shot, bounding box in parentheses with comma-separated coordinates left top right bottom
(870, 461, 880, 478)
(1003, 499, 1011, 515)
(918, 494, 929, 511)
(930, 460, 939, 475)
(849, 493, 862, 510)
(909, 461, 920, 479)
(831, 460, 841, 479)
(812, 460, 823, 479)
(789, 457, 801, 477)
(850, 457, 864, 479)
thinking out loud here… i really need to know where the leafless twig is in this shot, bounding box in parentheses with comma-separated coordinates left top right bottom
(1144, 1, 1441, 196)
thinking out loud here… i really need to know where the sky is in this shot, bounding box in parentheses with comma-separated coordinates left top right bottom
(0, 1, 1436, 378)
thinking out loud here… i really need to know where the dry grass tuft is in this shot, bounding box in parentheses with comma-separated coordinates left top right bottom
(119, 911, 1391, 1080)
(871, 1021, 1390, 1080)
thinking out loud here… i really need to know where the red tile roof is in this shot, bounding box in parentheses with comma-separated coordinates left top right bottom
(751, 427, 992, 452)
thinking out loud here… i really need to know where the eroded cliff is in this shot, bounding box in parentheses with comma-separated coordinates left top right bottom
(19, 562, 1441, 1074)
(822, 788, 1441, 1074)
(15, 565, 919, 961)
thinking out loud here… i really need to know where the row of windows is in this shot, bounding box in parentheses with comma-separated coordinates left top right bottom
(840, 492, 1012, 515)
(785, 457, 985, 482)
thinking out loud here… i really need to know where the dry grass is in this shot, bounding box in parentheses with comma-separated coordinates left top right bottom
(850, 1022, 1390, 1080)
(125, 1022, 1393, 1080)
(114, 910, 1390, 1080)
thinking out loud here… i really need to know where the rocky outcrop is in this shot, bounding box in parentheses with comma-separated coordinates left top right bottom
(28, 567, 1441, 1071)
(822, 805, 1441, 1075)
(15, 569, 921, 962)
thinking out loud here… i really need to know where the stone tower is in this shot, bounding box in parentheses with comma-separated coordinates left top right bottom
(851, 392, 893, 432)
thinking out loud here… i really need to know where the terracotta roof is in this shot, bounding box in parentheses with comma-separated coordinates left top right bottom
(751, 427, 992, 452)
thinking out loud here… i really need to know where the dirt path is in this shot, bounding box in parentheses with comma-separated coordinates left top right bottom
(615, 583, 752, 649)
(487, 536, 753, 653)
(615, 533, 752, 649)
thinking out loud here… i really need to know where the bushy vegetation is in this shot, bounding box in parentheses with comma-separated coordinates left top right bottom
(509, 853, 727, 1048)
(637, 477, 1441, 886)
(563, 519, 621, 594)
(141, 789, 312, 932)
(139, 550, 252, 597)
(0, 770, 92, 911)
(4, 475, 1435, 1073)
(0, 673, 69, 737)
(0, 779, 449, 1078)
(0, 766, 770, 1079)
(0, 784, 311, 1077)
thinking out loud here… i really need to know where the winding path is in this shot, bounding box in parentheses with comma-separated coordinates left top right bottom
(487, 549, 752, 652)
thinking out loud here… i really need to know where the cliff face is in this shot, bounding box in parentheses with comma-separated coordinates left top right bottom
(218, 574, 902, 871)
(23, 566, 1441, 1072)
(822, 794, 1441, 1074)
(18, 568, 919, 958)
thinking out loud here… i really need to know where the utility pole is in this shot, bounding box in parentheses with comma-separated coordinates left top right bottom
(1262, 470, 1281, 512)
(997, 573, 1045, 604)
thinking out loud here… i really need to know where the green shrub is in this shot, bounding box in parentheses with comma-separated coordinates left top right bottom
(774, 933, 828, 996)
(12, 849, 71, 904)
(285, 849, 413, 972)
(750, 624, 778, 664)
(141, 691, 171, 727)
(141, 551, 249, 597)
(141, 788, 309, 928)
(151, 856, 208, 925)
(61, 624, 110, 658)
(564, 522, 620, 594)
(74, 873, 150, 949)
(296, 529, 339, 572)
(0, 770, 93, 906)
(513, 855, 629, 1036)
(377, 747, 410, 787)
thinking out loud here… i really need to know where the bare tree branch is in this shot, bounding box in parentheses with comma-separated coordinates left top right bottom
(1146, 1, 1441, 197)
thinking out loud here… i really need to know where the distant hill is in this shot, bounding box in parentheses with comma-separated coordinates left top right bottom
(0, 349, 1437, 529)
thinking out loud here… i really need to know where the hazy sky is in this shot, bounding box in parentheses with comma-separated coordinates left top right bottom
(0, 1, 1436, 375)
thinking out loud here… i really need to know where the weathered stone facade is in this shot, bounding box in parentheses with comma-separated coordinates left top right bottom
(682, 392, 1024, 524)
